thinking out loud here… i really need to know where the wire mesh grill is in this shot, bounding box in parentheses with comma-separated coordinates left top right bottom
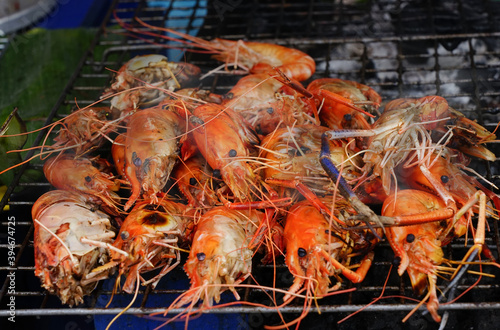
(1, 0, 500, 329)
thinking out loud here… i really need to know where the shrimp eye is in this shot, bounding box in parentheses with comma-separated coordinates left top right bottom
(406, 234, 415, 243)
(266, 107, 274, 114)
(213, 169, 221, 179)
(197, 253, 206, 261)
(441, 175, 449, 183)
(121, 231, 130, 240)
(300, 146, 310, 154)
(85, 176, 92, 182)
(225, 92, 234, 100)
(344, 113, 352, 121)
(392, 256, 401, 266)
(229, 149, 237, 157)
(298, 248, 307, 258)
(189, 178, 197, 186)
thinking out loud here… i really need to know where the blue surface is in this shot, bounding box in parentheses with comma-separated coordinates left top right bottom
(93, 268, 246, 330)
(37, 0, 112, 28)
(148, 1, 207, 61)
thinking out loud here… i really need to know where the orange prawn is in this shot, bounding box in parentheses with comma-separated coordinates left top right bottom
(88, 199, 195, 294)
(32, 190, 116, 306)
(170, 206, 272, 308)
(171, 153, 219, 208)
(120, 106, 185, 211)
(125, 17, 316, 81)
(283, 198, 378, 302)
(43, 153, 120, 209)
(189, 103, 261, 202)
(222, 74, 318, 135)
(102, 54, 201, 112)
(382, 189, 451, 323)
(307, 78, 381, 130)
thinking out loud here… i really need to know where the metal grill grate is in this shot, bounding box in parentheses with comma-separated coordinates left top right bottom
(1, 0, 500, 329)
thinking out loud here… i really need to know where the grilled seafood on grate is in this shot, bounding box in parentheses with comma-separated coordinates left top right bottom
(32, 190, 116, 306)
(188, 103, 262, 202)
(43, 153, 121, 210)
(307, 78, 381, 131)
(319, 95, 496, 230)
(121, 17, 316, 82)
(118, 106, 185, 211)
(222, 74, 318, 135)
(283, 198, 379, 302)
(88, 199, 195, 294)
(102, 54, 201, 113)
(50, 106, 119, 155)
(171, 206, 274, 308)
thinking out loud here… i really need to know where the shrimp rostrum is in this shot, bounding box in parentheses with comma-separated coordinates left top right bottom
(32, 190, 116, 306)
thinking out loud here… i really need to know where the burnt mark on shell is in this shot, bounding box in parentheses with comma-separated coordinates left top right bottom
(142, 212, 168, 226)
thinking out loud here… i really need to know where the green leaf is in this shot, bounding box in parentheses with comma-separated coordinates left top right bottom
(0, 107, 28, 185)
(0, 28, 97, 148)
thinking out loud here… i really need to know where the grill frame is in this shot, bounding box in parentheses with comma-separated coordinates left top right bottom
(1, 0, 500, 328)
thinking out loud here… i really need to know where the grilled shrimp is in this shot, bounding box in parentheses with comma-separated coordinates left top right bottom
(307, 78, 381, 130)
(283, 198, 378, 302)
(51, 106, 118, 154)
(174, 207, 268, 308)
(89, 200, 195, 293)
(324, 95, 495, 195)
(222, 74, 317, 135)
(385, 98, 496, 161)
(399, 152, 500, 241)
(102, 54, 201, 112)
(128, 18, 315, 81)
(120, 106, 185, 211)
(320, 96, 496, 230)
(171, 154, 219, 207)
(189, 103, 261, 201)
(32, 190, 115, 306)
(260, 125, 386, 204)
(382, 189, 449, 323)
(43, 154, 120, 209)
